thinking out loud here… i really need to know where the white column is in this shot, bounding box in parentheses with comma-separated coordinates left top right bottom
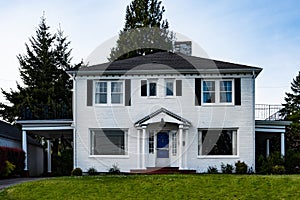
(281, 133, 285, 157)
(142, 126, 147, 169)
(137, 129, 141, 168)
(22, 130, 28, 171)
(232, 130, 237, 155)
(47, 140, 51, 173)
(184, 129, 188, 169)
(178, 125, 183, 169)
(73, 128, 76, 169)
(266, 139, 270, 157)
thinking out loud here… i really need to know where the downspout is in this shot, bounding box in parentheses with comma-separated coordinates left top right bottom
(68, 71, 77, 169)
(73, 73, 77, 169)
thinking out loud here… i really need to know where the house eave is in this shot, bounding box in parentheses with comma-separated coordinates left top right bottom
(75, 68, 262, 77)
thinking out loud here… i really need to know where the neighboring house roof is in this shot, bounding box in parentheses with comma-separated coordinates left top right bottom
(0, 120, 41, 147)
(74, 52, 262, 76)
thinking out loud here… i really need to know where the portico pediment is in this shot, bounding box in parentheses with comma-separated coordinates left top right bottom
(134, 107, 191, 127)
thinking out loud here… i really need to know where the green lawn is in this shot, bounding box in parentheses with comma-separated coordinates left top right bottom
(1, 174, 300, 199)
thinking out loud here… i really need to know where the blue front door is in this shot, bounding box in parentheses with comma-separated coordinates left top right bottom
(157, 132, 169, 158)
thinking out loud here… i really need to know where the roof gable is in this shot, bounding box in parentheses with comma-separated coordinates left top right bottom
(134, 107, 191, 127)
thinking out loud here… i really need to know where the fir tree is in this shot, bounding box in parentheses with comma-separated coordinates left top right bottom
(0, 15, 80, 122)
(281, 71, 300, 150)
(108, 0, 175, 61)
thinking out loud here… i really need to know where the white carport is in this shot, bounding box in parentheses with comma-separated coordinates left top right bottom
(17, 120, 73, 174)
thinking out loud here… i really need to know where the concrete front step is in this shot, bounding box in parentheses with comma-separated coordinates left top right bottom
(130, 167, 196, 174)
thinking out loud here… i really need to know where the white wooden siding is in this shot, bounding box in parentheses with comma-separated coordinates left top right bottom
(75, 74, 255, 172)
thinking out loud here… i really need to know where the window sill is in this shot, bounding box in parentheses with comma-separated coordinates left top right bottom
(89, 155, 130, 159)
(93, 104, 125, 107)
(200, 104, 235, 107)
(164, 96, 176, 99)
(197, 155, 239, 159)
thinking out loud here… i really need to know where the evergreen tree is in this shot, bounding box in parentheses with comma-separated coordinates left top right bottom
(108, 0, 175, 61)
(281, 71, 300, 150)
(0, 15, 80, 122)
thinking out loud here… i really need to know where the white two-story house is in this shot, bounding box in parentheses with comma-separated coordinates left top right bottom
(69, 52, 262, 173)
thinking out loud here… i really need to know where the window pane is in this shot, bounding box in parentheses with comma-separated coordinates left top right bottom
(166, 81, 174, 96)
(220, 81, 232, 92)
(203, 92, 215, 103)
(203, 81, 215, 91)
(95, 82, 100, 93)
(201, 130, 234, 155)
(99, 94, 107, 103)
(149, 82, 156, 96)
(220, 92, 232, 102)
(100, 82, 107, 92)
(111, 82, 122, 93)
(92, 130, 125, 155)
(111, 94, 123, 104)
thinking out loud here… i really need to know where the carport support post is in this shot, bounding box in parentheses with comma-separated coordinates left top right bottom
(266, 139, 270, 157)
(22, 130, 28, 171)
(281, 133, 285, 157)
(47, 140, 51, 173)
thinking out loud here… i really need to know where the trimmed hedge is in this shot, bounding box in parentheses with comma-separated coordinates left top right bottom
(0, 146, 25, 177)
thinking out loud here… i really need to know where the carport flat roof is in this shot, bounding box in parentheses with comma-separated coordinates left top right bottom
(17, 119, 73, 139)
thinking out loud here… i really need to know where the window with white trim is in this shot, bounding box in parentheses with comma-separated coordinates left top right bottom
(149, 81, 157, 96)
(220, 81, 232, 103)
(95, 82, 107, 104)
(90, 129, 127, 155)
(95, 81, 124, 105)
(203, 81, 215, 103)
(165, 80, 174, 96)
(198, 129, 237, 156)
(202, 80, 234, 105)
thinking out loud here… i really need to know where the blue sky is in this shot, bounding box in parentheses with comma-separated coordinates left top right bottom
(0, 0, 299, 104)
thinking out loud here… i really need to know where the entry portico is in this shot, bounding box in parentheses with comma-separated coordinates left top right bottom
(134, 108, 191, 170)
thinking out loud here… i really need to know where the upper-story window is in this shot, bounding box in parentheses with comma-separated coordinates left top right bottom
(165, 79, 174, 96)
(203, 81, 215, 103)
(220, 81, 232, 103)
(202, 79, 233, 105)
(141, 79, 182, 97)
(149, 81, 157, 96)
(141, 79, 157, 97)
(95, 81, 124, 105)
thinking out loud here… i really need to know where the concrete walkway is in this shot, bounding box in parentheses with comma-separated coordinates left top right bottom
(0, 177, 45, 190)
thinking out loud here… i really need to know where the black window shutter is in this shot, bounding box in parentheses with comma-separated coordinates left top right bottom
(141, 80, 147, 96)
(176, 80, 182, 96)
(235, 78, 241, 105)
(125, 79, 131, 106)
(195, 78, 201, 106)
(87, 80, 93, 106)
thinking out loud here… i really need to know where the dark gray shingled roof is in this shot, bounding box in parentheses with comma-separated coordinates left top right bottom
(0, 120, 41, 146)
(78, 52, 262, 74)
